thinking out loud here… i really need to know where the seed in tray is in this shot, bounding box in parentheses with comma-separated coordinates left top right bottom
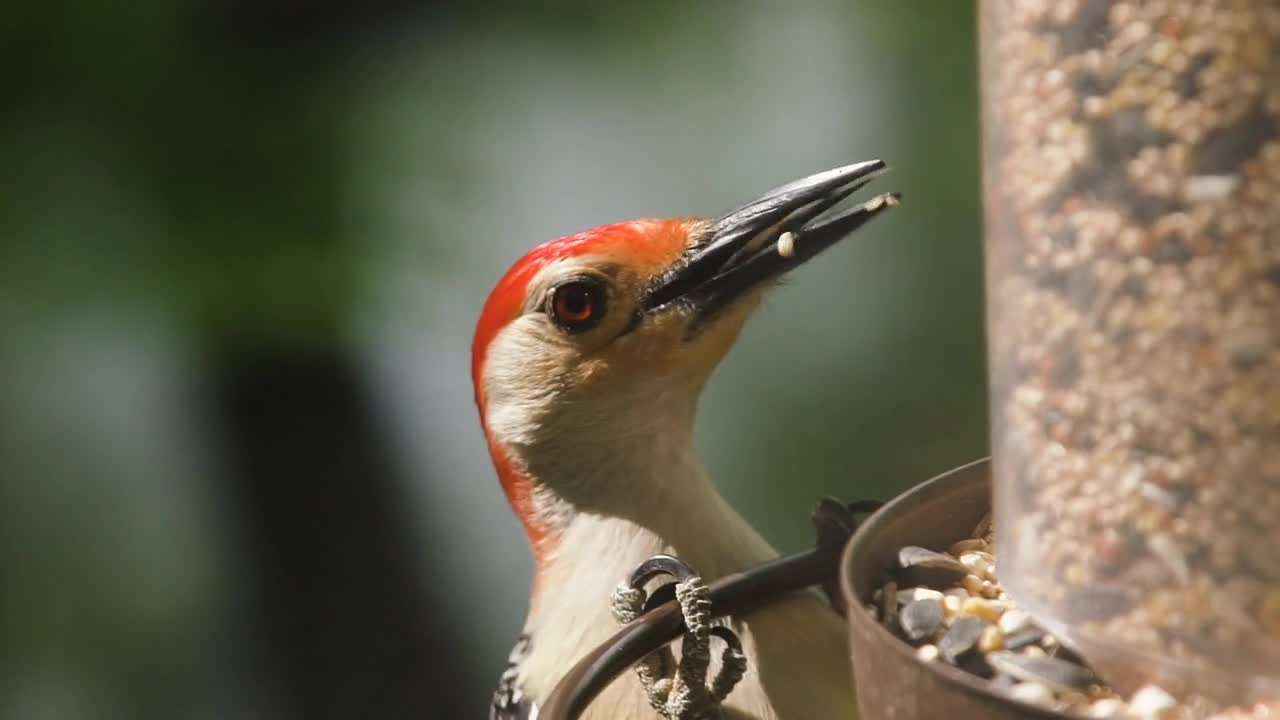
(900, 598, 944, 642)
(986, 651, 1095, 693)
(1009, 681, 1055, 709)
(978, 625, 1006, 653)
(961, 597, 1008, 623)
(1003, 627, 1046, 651)
(942, 594, 963, 618)
(999, 608, 1034, 634)
(915, 643, 940, 663)
(939, 616, 988, 664)
(895, 545, 970, 586)
(962, 574, 985, 596)
(897, 587, 944, 604)
(959, 552, 991, 577)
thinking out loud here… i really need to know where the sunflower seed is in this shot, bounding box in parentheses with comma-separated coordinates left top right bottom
(939, 616, 988, 663)
(1003, 627, 1046, 650)
(987, 651, 1095, 692)
(896, 546, 970, 586)
(900, 598, 944, 642)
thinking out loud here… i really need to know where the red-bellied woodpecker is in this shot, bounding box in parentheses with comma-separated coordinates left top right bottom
(472, 162, 899, 719)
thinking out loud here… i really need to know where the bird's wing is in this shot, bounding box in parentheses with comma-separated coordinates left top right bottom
(490, 634, 538, 720)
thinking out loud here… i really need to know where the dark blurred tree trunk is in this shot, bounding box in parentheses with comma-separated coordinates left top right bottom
(187, 1, 471, 715)
(208, 348, 460, 720)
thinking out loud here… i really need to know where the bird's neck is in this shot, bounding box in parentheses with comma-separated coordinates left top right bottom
(519, 431, 778, 643)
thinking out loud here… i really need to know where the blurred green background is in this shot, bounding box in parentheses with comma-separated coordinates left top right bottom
(1, 2, 984, 718)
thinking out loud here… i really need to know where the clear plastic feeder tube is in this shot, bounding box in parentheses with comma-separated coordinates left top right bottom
(981, 0, 1280, 702)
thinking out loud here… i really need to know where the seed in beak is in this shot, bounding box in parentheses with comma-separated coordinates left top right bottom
(873, 193, 901, 211)
(777, 231, 797, 258)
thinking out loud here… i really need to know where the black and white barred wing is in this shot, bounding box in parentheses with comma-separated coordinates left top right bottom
(490, 634, 537, 720)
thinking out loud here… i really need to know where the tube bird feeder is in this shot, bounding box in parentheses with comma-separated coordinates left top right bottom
(981, 0, 1280, 703)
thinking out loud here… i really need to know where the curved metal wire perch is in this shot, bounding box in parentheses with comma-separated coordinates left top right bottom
(538, 498, 884, 720)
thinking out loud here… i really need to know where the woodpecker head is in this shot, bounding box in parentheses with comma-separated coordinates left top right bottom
(471, 161, 898, 553)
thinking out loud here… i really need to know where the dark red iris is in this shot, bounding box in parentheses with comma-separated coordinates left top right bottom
(549, 280, 604, 331)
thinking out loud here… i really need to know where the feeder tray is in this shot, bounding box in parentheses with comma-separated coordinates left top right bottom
(840, 457, 1071, 719)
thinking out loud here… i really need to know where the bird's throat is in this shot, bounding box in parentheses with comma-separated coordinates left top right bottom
(520, 432, 780, 592)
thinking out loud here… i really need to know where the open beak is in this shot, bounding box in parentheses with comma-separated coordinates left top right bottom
(643, 160, 899, 325)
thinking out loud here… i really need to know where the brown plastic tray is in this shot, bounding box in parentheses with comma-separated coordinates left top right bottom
(840, 457, 1070, 719)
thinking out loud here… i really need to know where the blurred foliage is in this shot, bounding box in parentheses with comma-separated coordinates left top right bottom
(1, 2, 984, 718)
(3, 0, 351, 351)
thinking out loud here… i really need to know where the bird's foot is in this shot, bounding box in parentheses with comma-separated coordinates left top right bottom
(610, 555, 747, 720)
(811, 497, 884, 615)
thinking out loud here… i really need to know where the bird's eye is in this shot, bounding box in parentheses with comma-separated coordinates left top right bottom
(548, 279, 606, 332)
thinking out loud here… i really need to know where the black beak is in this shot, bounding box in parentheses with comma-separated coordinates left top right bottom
(643, 160, 899, 325)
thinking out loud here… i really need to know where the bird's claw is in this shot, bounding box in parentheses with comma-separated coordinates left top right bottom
(811, 496, 884, 615)
(629, 554, 700, 589)
(610, 554, 747, 720)
(706, 627, 746, 706)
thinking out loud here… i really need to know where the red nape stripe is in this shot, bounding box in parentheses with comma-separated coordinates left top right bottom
(483, 433, 556, 570)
